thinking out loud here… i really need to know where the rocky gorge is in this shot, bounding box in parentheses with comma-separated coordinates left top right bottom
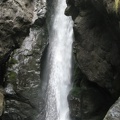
(0, 0, 120, 120)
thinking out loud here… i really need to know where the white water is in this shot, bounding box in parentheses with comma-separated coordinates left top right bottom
(45, 0, 73, 120)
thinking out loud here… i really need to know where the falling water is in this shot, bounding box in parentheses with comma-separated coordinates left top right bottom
(45, 0, 73, 120)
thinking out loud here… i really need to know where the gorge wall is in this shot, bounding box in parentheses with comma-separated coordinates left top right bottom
(0, 0, 48, 119)
(65, 0, 120, 120)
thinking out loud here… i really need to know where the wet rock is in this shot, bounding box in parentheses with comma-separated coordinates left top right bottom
(104, 97, 120, 120)
(68, 87, 81, 120)
(2, 99, 36, 120)
(4, 26, 48, 120)
(1, 0, 48, 120)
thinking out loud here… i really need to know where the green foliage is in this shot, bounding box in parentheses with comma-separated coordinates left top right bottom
(115, 0, 120, 13)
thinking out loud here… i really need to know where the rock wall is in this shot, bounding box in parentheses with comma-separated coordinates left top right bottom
(0, 0, 48, 119)
(65, 0, 120, 120)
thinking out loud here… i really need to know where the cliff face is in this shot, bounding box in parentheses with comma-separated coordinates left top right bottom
(0, 0, 34, 54)
(65, 0, 120, 120)
(0, 0, 48, 119)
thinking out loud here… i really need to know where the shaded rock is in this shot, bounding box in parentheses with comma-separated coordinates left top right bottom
(4, 26, 48, 120)
(65, 0, 79, 20)
(66, 0, 120, 96)
(0, 46, 17, 88)
(2, 99, 36, 120)
(68, 87, 81, 120)
(68, 77, 114, 120)
(66, 0, 120, 120)
(104, 97, 120, 120)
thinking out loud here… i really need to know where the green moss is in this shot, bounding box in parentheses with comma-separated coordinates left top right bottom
(74, 67, 81, 80)
(8, 57, 18, 67)
(70, 87, 81, 97)
(8, 71, 17, 81)
(7, 71, 17, 87)
(73, 65, 83, 87)
(9, 58, 18, 64)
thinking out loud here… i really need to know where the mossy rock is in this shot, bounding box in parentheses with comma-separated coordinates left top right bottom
(73, 64, 83, 87)
(8, 57, 18, 68)
(7, 71, 17, 86)
(70, 87, 81, 98)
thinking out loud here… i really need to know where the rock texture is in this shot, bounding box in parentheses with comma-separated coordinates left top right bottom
(68, 66, 113, 120)
(0, 0, 48, 119)
(3, 26, 48, 120)
(66, 0, 120, 120)
(0, 0, 34, 55)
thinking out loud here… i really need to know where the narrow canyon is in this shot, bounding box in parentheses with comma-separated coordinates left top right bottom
(0, 0, 120, 120)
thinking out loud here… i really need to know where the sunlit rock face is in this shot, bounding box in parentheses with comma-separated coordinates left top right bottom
(65, 0, 120, 120)
(0, 0, 34, 56)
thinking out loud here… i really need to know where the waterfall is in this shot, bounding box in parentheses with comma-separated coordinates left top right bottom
(45, 0, 73, 120)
